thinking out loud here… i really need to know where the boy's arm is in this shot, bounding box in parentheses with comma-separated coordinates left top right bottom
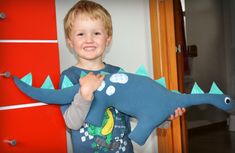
(63, 72, 104, 130)
(63, 90, 92, 130)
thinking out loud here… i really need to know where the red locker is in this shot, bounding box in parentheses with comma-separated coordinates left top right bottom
(0, 0, 57, 40)
(0, 105, 67, 153)
(0, 0, 67, 152)
(0, 43, 60, 106)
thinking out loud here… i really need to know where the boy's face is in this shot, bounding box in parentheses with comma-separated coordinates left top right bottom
(67, 15, 111, 62)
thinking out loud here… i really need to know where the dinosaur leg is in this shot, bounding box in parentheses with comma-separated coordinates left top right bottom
(85, 99, 107, 126)
(128, 120, 155, 146)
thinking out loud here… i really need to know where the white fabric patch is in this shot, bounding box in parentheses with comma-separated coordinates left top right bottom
(106, 85, 115, 96)
(115, 109, 119, 114)
(88, 135, 94, 140)
(97, 81, 105, 91)
(80, 128, 84, 133)
(81, 136, 86, 142)
(122, 147, 126, 152)
(110, 73, 128, 84)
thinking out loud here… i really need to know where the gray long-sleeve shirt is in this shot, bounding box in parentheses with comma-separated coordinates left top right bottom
(63, 90, 92, 130)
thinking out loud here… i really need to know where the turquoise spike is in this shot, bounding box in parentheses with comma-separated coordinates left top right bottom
(80, 71, 87, 78)
(100, 71, 110, 76)
(155, 77, 166, 88)
(41, 76, 54, 89)
(191, 82, 204, 94)
(118, 68, 126, 73)
(209, 82, 223, 94)
(61, 75, 74, 89)
(21, 73, 32, 86)
(135, 65, 149, 77)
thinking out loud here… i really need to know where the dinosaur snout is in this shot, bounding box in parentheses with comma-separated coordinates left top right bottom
(225, 97, 235, 113)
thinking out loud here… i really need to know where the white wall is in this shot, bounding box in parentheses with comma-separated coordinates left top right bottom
(55, 0, 157, 153)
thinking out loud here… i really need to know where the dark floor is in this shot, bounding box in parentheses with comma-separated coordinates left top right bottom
(188, 122, 235, 153)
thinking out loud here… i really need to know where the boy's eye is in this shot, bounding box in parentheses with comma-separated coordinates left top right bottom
(94, 32, 101, 35)
(77, 33, 84, 36)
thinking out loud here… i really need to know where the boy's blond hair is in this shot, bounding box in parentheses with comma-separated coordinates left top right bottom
(64, 0, 113, 40)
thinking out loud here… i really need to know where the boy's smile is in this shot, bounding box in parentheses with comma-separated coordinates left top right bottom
(83, 45, 97, 51)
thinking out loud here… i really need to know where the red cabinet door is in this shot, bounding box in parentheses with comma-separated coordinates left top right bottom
(0, 43, 67, 153)
(0, 0, 67, 152)
(0, 43, 60, 106)
(0, 105, 67, 153)
(0, 0, 57, 40)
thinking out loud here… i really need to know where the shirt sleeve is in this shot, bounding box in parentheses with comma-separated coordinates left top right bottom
(63, 90, 92, 130)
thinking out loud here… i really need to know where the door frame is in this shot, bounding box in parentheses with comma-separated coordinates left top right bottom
(149, 0, 184, 153)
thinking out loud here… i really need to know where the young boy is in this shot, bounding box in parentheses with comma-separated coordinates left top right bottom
(60, 1, 185, 153)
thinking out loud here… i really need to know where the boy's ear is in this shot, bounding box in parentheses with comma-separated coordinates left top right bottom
(106, 36, 112, 47)
(66, 38, 73, 48)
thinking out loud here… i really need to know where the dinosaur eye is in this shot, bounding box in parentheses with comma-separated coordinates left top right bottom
(224, 97, 231, 104)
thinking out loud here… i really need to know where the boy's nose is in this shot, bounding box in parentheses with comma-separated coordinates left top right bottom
(85, 35, 94, 42)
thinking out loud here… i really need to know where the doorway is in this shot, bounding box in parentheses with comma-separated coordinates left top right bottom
(182, 0, 235, 152)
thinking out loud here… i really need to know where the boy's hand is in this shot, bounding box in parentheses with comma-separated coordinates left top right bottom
(168, 107, 186, 120)
(79, 72, 105, 101)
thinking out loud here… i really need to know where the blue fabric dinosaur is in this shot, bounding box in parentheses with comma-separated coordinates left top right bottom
(13, 72, 235, 145)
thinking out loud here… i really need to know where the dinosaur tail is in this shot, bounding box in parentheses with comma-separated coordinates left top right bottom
(13, 76, 79, 104)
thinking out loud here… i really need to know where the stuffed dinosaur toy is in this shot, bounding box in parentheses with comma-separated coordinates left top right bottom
(13, 69, 235, 145)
